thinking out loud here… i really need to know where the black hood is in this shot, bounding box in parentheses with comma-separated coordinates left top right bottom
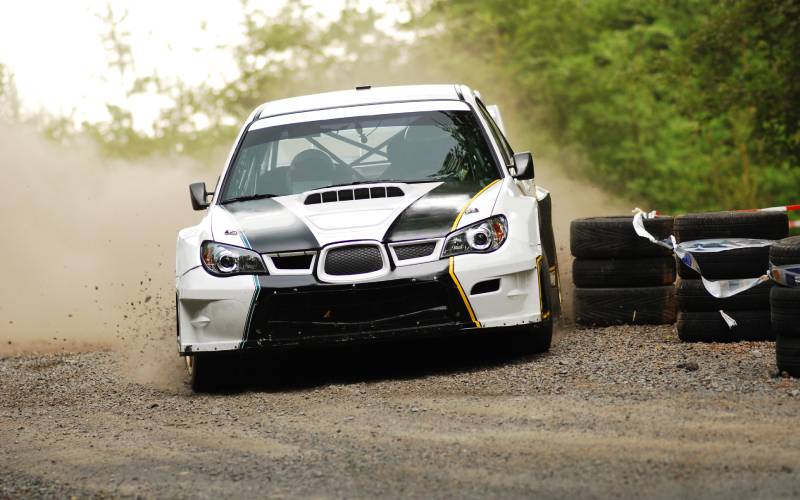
(221, 198, 320, 253)
(384, 181, 488, 242)
(220, 180, 495, 252)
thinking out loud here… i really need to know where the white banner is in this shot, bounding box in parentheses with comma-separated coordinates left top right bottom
(632, 210, 774, 298)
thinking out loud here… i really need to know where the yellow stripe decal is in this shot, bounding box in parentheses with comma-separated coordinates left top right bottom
(449, 257, 480, 328)
(447, 179, 500, 329)
(450, 179, 501, 231)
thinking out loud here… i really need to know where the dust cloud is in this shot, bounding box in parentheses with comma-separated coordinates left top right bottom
(0, 121, 215, 386)
(533, 153, 631, 320)
(0, 95, 630, 388)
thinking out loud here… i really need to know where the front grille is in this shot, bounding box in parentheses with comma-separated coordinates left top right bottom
(324, 245, 383, 276)
(247, 278, 470, 341)
(271, 254, 314, 270)
(394, 242, 437, 261)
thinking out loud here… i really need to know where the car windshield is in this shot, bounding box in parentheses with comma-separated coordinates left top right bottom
(220, 110, 499, 202)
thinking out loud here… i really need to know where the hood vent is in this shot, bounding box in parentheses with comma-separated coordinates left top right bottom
(305, 186, 404, 205)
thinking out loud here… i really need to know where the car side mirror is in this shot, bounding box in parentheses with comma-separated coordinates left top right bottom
(190, 182, 213, 211)
(512, 152, 534, 180)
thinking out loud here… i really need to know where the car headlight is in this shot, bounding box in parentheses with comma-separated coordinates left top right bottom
(201, 241, 266, 276)
(442, 215, 508, 258)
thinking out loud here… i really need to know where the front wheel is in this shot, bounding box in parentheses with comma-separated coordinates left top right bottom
(507, 318, 553, 355)
(186, 352, 238, 392)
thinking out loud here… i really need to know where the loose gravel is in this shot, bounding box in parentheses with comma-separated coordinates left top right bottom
(2, 322, 800, 499)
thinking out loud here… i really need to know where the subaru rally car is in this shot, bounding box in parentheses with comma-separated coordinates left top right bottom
(177, 84, 560, 390)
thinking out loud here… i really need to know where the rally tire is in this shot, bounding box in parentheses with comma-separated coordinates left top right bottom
(570, 216, 674, 259)
(496, 252, 554, 355)
(572, 257, 675, 288)
(676, 279, 773, 312)
(676, 246, 770, 279)
(674, 211, 788, 243)
(770, 236, 800, 266)
(188, 352, 239, 393)
(776, 334, 800, 378)
(507, 317, 553, 355)
(676, 310, 773, 343)
(770, 286, 800, 337)
(574, 286, 676, 327)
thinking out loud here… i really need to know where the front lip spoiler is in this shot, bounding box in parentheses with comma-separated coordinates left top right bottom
(243, 321, 475, 350)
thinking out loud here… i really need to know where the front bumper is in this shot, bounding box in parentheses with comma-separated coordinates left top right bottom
(177, 239, 547, 354)
(245, 265, 472, 348)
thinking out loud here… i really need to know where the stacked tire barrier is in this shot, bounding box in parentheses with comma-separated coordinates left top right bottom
(673, 211, 788, 342)
(570, 216, 676, 326)
(771, 236, 800, 376)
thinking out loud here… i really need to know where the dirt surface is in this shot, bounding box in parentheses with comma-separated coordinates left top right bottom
(2, 322, 800, 499)
(2, 117, 794, 499)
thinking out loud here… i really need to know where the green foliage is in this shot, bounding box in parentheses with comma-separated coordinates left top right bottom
(431, 0, 800, 212)
(13, 0, 797, 213)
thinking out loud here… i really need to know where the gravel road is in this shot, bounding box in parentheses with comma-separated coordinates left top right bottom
(2, 322, 800, 499)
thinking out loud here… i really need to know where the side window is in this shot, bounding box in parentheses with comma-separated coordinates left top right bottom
(226, 143, 267, 197)
(475, 99, 514, 166)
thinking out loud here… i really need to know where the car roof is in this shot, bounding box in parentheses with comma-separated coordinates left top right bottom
(256, 84, 468, 120)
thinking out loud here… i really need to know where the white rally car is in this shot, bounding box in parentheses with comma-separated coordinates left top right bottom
(176, 84, 560, 390)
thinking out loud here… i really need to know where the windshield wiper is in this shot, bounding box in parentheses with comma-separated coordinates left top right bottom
(413, 175, 452, 183)
(221, 193, 279, 204)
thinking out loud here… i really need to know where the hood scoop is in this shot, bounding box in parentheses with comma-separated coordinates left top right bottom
(304, 185, 404, 205)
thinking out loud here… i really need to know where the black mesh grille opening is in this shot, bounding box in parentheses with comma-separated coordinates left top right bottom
(387, 186, 404, 197)
(470, 278, 500, 295)
(271, 254, 314, 270)
(324, 245, 383, 275)
(338, 189, 354, 201)
(321, 191, 337, 203)
(394, 242, 437, 261)
(370, 187, 387, 198)
(354, 188, 370, 200)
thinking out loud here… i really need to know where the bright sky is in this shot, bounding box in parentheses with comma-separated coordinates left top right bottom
(0, 0, 406, 127)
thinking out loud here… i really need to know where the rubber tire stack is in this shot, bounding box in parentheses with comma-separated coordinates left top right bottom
(771, 236, 800, 376)
(673, 211, 788, 343)
(570, 216, 676, 326)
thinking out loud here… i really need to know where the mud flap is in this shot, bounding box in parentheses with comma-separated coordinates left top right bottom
(538, 191, 561, 317)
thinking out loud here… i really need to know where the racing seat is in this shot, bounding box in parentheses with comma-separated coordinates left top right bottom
(288, 149, 337, 192)
(255, 163, 289, 195)
(385, 125, 456, 180)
